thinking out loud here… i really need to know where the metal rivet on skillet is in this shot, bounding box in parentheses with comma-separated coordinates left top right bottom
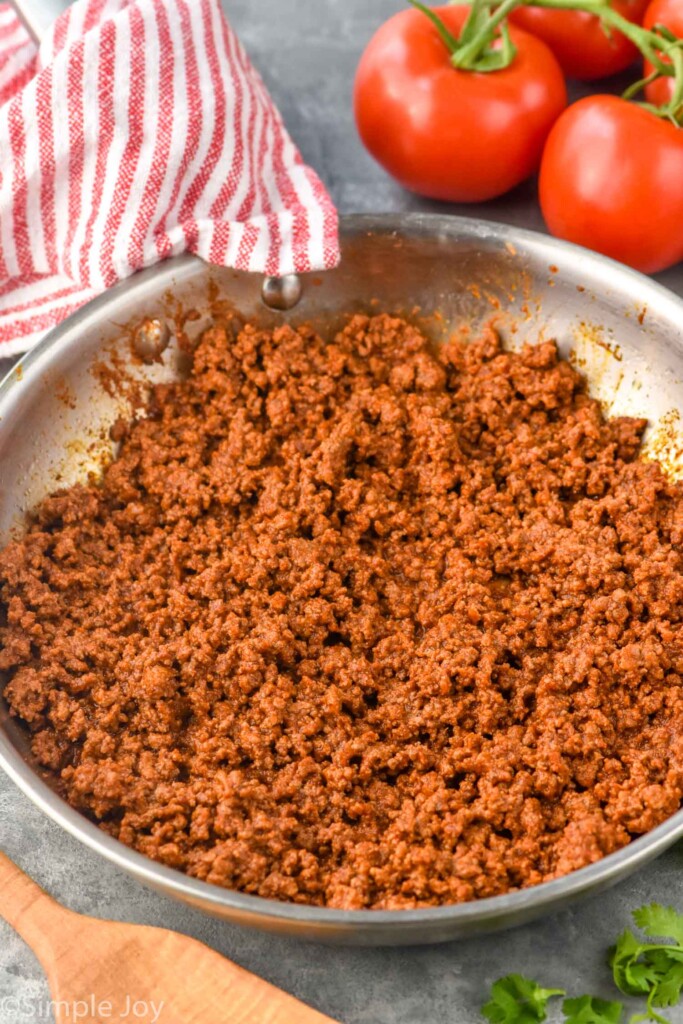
(133, 318, 171, 362)
(261, 274, 302, 311)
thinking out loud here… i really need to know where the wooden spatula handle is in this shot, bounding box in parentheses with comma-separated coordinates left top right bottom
(0, 849, 344, 1023)
(0, 849, 75, 968)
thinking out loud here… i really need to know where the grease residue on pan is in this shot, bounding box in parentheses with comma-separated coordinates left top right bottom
(643, 408, 683, 480)
(8, 225, 683, 546)
(566, 318, 683, 479)
(570, 321, 625, 413)
(46, 301, 683, 495)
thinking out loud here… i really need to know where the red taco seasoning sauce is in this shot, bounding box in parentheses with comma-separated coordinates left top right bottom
(2, 314, 683, 909)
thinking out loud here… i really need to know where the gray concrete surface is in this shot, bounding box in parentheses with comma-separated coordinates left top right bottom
(2, 1, 683, 1022)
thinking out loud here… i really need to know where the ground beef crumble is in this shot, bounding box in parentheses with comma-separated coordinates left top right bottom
(2, 313, 683, 909)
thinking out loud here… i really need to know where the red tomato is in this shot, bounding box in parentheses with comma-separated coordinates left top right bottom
(510, 0, 649, 80)
(509, 0, 651, 78)
(354, 5, 567, 203)
(643, 0, 682, 105)
(539, 96, 683, 273)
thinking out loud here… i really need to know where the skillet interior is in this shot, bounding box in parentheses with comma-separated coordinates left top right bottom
(1, 213, 683, 944)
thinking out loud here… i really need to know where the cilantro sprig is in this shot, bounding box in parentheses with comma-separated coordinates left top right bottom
(610, 903, 683, 1024)
(482, 974, 565, 1023)
(563, 995, 624, 1024)
(481, 903, 683, 1024)
(481, 978, 622, 1024)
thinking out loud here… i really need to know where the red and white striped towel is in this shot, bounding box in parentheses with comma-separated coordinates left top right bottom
(0, 0, 340, 355)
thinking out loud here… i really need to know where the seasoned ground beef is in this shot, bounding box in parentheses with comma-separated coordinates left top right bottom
(2, 313, 683, 909)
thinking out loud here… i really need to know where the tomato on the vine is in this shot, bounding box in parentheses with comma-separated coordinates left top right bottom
(510, 0, 649, 80)
(643, 0, 683, 104)
(539, 95, 683, 273)
(354, 5, 567, 203)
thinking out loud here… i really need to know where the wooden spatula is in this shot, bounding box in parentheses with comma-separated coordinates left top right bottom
(0, 850, 341, 1024)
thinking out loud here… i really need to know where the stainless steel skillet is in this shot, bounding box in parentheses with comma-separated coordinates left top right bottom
(1, 213, 683, 945)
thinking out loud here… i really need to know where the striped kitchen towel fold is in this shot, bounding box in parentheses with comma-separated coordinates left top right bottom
(0, 0, 340, 355)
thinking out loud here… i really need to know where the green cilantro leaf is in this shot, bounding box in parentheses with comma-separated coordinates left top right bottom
(629, 1012, 670, 1024)
(644, 951, 683, 1008)
(482, 974, 565, 1024)
(610, 905, 683, 1023)
(562, 995, 623, 1024)
(611, 931, 660, 996)
(633, 905, 683, 947)
(480, 904, 683, 1024)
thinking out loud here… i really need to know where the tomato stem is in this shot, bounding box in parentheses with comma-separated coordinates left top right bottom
(515, 0, 672, 73)
(407, 0, 521, 69)
(622, 67, 662, 102)
(666, 44, 683, 122)
(408, 0, 461, 52)
(405, 0, 683, 121)
(450, 0, 522, 68)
